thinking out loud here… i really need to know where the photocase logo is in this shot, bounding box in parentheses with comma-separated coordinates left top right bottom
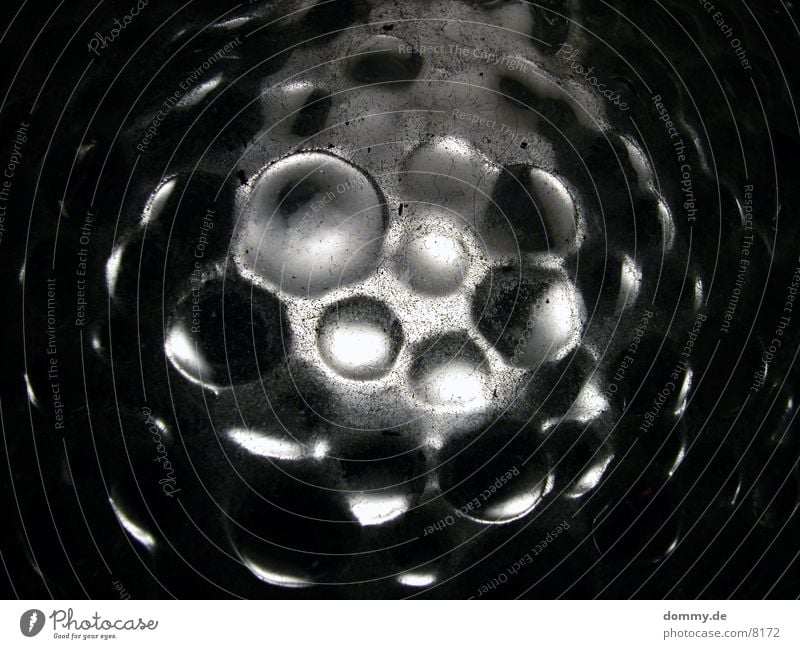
(20, 609, 45, 637)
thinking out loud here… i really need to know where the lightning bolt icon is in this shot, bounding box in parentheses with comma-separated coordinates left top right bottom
(28, 611, 38, 632)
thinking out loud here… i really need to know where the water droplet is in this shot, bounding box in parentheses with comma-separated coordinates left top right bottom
(235, 152, 386, 296)
(438, 419, 551, 524)
(474, 268, 584, 367)
(109, 496, 157, 551)
(226, 427, 309, 461)
(317, 296, 403, 380)
(347, 35, 422, 83)
(165, 281, 288, 388)
(403, 137, 497, 226)
(396, 230, 469, 295)
(409, 333, 490, 408)
(228, 485, 360, 588)
(347, 493, 410, 526)
(338, 444, 426, 527)
(482, 165, 578, 255)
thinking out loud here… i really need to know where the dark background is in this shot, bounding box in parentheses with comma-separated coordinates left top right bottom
(1, 0, 799, 599)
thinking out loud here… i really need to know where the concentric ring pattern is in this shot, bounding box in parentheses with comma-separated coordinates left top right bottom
(2, 0, 800, 598)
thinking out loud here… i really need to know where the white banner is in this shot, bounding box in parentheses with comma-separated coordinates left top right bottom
(0, 600, 797, 648)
